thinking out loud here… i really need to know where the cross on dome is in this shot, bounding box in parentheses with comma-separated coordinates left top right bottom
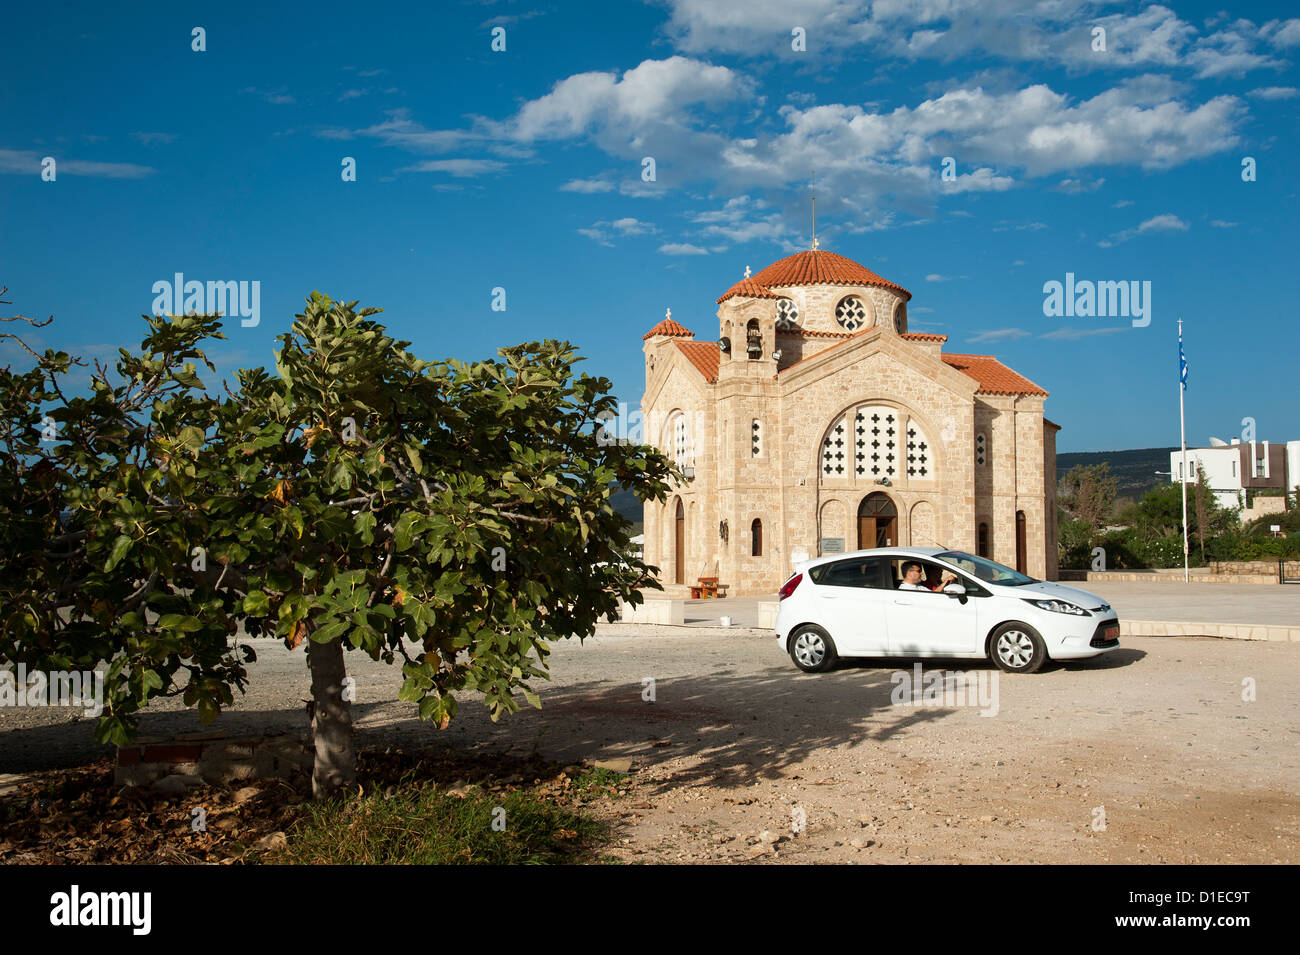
(665, 307, 671, 320)
(744, 265, 751, 278)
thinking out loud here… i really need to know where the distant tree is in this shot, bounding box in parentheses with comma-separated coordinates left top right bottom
(1058, 463, 1117, 531)
(1112, 496, 1139, 528)
(1134, 470, 1236, 551)
(1193, 464, 1210, 561)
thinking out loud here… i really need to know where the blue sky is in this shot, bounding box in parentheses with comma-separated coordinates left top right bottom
(2, 0, 1297, 452)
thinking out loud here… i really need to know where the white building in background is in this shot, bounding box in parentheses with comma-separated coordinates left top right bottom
(1170, 438, 1300, 517)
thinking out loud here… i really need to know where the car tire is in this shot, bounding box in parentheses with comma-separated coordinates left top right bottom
(989, 622, 1047, 673)
(789, 625, 838, 673)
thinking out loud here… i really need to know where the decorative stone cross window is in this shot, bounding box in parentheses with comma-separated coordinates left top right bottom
(835, 296, 868, 332)
(775, 298, 799, 330)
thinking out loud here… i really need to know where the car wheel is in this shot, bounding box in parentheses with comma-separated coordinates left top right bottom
(789, 625, 838, 673)
(989, 623, 1047, 673)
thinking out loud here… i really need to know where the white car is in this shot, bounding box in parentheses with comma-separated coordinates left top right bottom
(775, 546, 1120, 674)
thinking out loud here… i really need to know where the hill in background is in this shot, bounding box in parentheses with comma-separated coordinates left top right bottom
(1057, 447, 1178, 501)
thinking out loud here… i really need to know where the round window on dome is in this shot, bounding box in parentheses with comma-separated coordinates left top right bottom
(775, 298, 799, 330)
(835, 296, 870, 331)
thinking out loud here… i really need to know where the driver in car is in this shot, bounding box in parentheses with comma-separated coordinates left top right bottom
(900, 560, 960, 592)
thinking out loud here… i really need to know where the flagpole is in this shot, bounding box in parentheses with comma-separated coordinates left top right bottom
(1179, 318, 1189, 583)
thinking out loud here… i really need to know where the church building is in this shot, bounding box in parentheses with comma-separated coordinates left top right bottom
(640, 246, 1060, 596)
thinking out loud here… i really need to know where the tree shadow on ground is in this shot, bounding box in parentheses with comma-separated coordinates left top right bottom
(0, 649, 1147, 787)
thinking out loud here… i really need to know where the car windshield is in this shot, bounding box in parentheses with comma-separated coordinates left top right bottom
(935, 551, 1036, 586)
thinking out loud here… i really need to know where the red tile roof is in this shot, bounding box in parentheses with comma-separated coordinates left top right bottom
(716, 277, 781, 304)
(642, 317, 694, 340)
(674, 341, 719, 382)
(1044, 418, 1062, 431)
(900, 332, 948, 343)
(942, 353, 1048, 397)
(748, 249, 911, 300)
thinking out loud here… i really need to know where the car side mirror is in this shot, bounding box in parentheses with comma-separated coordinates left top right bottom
(943, 583, 966, 597)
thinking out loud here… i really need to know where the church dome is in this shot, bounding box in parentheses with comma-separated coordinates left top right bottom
(745, 249, 910, 301)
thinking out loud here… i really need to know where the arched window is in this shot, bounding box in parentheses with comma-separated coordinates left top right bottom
(1015, 511, 1027, 574)
(667, 412, 689, 468)
(674, 499, 686, 585)
(751, 518, 763, 557)
(746, 318, 762, 358)
(893, 302, 907, 334)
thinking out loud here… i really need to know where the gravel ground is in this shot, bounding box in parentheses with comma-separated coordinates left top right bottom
(3, 626, 1297, 864)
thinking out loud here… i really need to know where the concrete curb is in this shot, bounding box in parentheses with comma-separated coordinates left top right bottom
(1059, 572, 1282, 585)
(1121, 620, 1299, 642)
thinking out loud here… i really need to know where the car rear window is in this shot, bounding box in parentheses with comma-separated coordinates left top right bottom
(809, 557, 894, 589)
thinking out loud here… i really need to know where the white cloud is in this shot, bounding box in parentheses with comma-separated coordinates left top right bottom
(580, 217, 658, 245)
(334, 57, 1246, 244)
(559, 177, 615, 193)
(505, 56, 747, 148)
(967, 328, 1032, 343)
(1098, 212, 1189, 246)
(1039, 326, 1129, 340)
(1209, 219, 1237, 228)
(131, 132, 177, 146)
(1248, 85, 1299, 100)
(659, 242, 709, 255)
(243, 86, 295, 105)
(398, 158, 506, 177)
(659, 1, 1297, 78)
(688, 196, 791, 244)
(1056, 176, 1105, 193)
(0, 148, 154, 178)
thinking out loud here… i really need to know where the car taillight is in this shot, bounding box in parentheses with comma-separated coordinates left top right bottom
(778, 573, 803, 600)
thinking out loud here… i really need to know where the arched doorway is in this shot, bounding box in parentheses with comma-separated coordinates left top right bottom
(1015, 511, 1027, 573)
(674, 499, 685, 585)
(858, 493, 897, 549)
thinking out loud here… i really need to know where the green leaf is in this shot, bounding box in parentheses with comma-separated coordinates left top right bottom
(104, 534, 133, 572)
(312, 619, 351, 643)
(157, 614, 201, 633)
(394, 511, 420, 552)
(404, 444, 423, 475)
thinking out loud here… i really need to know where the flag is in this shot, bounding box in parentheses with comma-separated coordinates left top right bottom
(1178, 328, 1188, 390)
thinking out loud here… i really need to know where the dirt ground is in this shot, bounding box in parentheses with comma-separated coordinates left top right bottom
(2, 628, 1297, 864)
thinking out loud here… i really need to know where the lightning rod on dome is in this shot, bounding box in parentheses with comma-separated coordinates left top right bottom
(811, 170, 819, 250)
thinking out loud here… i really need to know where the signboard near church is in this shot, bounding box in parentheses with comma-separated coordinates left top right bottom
(820, 538, 845, 555)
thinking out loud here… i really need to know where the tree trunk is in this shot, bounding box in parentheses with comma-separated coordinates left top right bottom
(307, 638, 356, 798)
